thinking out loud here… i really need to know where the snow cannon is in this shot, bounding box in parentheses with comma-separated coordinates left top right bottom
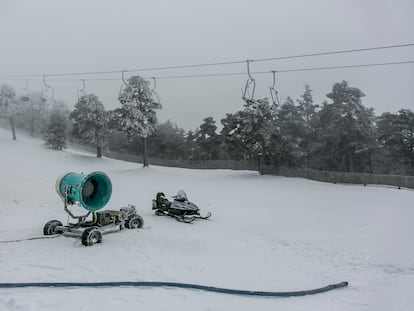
(55, 171, 112, 212)
(43, 171, 144, 246)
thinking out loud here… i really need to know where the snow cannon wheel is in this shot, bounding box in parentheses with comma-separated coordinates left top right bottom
(125, 215, 144, 229)
(43, 220, 63, 235)
(81, 228, 103, 246)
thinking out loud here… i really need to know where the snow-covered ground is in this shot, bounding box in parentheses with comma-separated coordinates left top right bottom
(0, 127, 413, 311)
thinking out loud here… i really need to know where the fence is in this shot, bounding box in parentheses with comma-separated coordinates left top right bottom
(101, 149, 258, 170)
(68, 142, 414, 189)
(259, 165, 414, 189)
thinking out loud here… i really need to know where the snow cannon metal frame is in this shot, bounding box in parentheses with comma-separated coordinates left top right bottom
(43, 171, 144, 246)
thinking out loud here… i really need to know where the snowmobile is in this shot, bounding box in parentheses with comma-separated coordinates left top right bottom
(152, 190, 211, 223)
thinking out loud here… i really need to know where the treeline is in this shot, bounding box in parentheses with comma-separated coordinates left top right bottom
(1, 80, 413, 175)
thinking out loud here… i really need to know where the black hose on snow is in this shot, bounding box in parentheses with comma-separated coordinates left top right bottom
(0, 281, 348, 297)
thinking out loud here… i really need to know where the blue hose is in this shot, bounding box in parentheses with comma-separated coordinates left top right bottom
(0, 281, 348, 297)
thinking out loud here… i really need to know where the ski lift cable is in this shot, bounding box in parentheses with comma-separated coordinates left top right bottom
(2, 60, 413, 82)
(1, 43, 413, 78)
(143, 60, 414, 80)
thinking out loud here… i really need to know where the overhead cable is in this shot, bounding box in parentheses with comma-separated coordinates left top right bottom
(2, 60, 412, 82)
(1, 43, 413, 78)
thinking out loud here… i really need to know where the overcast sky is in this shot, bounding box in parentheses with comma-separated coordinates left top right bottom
(1, 0, 413, 130)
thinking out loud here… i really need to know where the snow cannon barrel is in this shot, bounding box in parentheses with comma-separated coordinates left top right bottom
(55, 172, 112, 211)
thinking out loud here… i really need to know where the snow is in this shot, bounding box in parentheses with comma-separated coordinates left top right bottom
(1, 127, 413, 311)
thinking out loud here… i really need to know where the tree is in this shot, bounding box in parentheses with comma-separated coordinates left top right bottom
(243, 97, 275, 161)
(15, 92, 49, 136)
(43, 101, 70, 150)
(220, 111, 251, 160)
(313, 81, 376, 172)
(70, 94, 106, 158)
(0, 84, 18, 140)
(193, 117, 222, 160)
(148, 120, 186, 159)
(184, 130, 200, 160)
(376, 109, 414, 174)
(297, 85, 318, 122)
(274, 96, 305, 167)
(221, 97, 276, 163)
(296, 85, 319, 166)
(116, 75, 161, 167)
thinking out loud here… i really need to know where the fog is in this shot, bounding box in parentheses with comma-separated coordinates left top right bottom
(1, 0, 413, 130)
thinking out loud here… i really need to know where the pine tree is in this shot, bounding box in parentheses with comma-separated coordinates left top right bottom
(314, 81, 376, 172)
(275, 96, 305, 167)
(296, 85, 319, 166)
(222, 97, 275, 162)
(148, 120, 186, 159)
(0, 84, 18, 140)
(377, 109, 414, 174)
(15, 92, 49, 136)
(70, 94, 106, 157)
(43, 102, 69, 150)
(194, 117, 221, 160)
(220, 111, 252, 160)
(117, 75, 161, 167)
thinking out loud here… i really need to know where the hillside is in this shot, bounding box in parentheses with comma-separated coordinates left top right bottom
(0, 128, 413, 311)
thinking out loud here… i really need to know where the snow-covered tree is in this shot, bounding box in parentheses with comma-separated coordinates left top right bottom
(70, 94, 106, 158)
(15, 92, 49, 136)
(242, 97, 275, 161)
(0, 84, 18, 140)
(194, 117, 221, 160)
(220, 111, 251, 160)
(184, 130, 199, 160)
(148, 120, 186, 159)
(221, 97, 275, 161)
(295, 86, 320, 166)
(116, 75, 161, 167)
(313, 81, 376, 172)
(376, 109, 414, 174)
(297, 85, 318, 122)
(274, 96, 306, 166)
(43, 101, 70, 150)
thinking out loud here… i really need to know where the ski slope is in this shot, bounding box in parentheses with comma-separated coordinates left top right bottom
(0, 127, 413, 311)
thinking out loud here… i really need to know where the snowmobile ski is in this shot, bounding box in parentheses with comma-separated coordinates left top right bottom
(193, 212, 212, 220)
(155, 210, 195, 223)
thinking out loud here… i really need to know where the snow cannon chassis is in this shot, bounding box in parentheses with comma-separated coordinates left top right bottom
(43, 205, 143, 246)
(44, 172, 144, 246)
